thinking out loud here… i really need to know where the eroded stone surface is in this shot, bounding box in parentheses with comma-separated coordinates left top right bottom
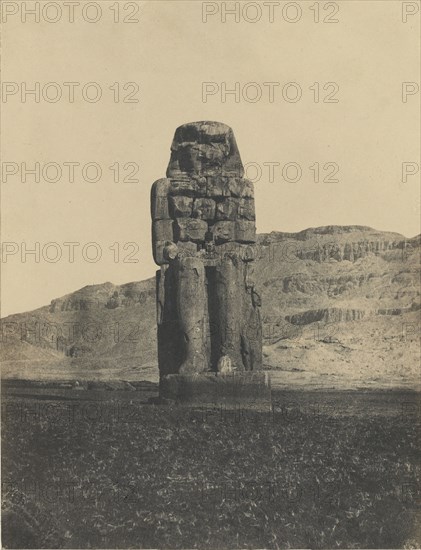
(175, 218, 208, 242)
(169, 196, 193, 218)
(151, 121, 263, 398)
(211, 221, 236, 243)
(193, 198, 216, 220)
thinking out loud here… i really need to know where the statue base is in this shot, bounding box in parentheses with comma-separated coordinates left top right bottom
(159, 372, 271, 411)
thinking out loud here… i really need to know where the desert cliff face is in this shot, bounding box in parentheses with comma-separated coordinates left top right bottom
(1, 226, 419, 389)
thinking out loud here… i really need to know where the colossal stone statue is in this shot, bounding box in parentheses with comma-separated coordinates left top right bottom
(151, 121, 266, 403)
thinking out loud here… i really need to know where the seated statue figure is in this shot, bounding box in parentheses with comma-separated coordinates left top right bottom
(151, 121, 262, 378)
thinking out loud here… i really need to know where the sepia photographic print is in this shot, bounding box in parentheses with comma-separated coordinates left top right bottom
(0, 1, 420, 548)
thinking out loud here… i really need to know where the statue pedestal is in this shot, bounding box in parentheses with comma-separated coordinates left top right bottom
(159, 371, 271, 411)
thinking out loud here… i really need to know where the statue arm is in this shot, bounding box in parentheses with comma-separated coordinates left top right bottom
(151, 178, 175, 265)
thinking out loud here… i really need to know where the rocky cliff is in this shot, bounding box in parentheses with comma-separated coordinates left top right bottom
(1, 226, 419, 389)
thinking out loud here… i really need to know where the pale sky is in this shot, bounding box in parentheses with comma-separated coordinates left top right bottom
(1, 0, 420, 317)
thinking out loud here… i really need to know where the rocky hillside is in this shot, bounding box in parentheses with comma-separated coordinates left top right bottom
(255, 226, 419, 326)
(1, 226, 420, 389)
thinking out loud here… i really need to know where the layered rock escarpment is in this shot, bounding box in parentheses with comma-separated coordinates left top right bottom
(151, 122, 263, 385)
(285, 307, 366, 325)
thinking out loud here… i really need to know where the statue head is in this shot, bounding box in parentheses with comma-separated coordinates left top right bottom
(166, 121, 244, 178)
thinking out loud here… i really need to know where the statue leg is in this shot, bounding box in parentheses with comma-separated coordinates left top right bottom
(156, 264, 183, 377)
(176, 256, 207, 374)
(215, 254, 245, 371)
(241, 288, 262, 371)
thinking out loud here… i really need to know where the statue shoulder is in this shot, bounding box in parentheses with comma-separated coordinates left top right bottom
(151, 178, 171, 196)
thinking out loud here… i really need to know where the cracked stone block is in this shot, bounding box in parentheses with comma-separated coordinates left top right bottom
(193, 198, 216, 221)
(238, 198, 255, 221)
(213, 242, 258, 262)
(206, 176, 231, 198)
(169, 195, 193, 218)
(176, 241, 198, 257)
(228, 178, 254, 198)
(216, 198, 255, 221)
(211, 221, 236, 243)
(169, 177, 206, 197)
(175, 218, 208, 242)
(215, 198, 238, 221)
(236, 220, 256, 243)
(192, 176, 208, 196)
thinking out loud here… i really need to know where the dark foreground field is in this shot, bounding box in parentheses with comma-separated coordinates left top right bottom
(1, 381, 420, 549)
